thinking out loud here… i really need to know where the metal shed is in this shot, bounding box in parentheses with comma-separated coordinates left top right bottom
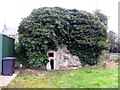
(0, 34, 15, 75)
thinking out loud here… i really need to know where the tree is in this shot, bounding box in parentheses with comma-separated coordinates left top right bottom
(94, 9, 108, 26)
(108, 31, 118, 52)
(17, 7, 109, 69)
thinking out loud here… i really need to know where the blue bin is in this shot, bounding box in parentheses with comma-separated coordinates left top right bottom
(2, 57, 15, 76)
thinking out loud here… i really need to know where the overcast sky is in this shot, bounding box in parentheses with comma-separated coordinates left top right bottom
(0, 0, 119, 34)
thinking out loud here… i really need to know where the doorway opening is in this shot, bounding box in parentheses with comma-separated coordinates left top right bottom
(50, 59, 54, 69)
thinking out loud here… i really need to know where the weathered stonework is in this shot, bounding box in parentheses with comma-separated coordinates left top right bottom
(46, 45, 81, 70)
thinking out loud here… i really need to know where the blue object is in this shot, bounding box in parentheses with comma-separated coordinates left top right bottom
(2, 57, 15, 76)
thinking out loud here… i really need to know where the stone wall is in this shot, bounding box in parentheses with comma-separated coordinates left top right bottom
(46, 45, 81, 70)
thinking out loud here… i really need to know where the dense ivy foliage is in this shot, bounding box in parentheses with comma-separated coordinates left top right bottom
(17, 7, 109, 69)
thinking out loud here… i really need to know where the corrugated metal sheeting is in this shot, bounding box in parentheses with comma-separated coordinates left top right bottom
(0, 34, 15, 74)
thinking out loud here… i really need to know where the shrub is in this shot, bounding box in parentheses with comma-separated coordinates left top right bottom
(17, 7, 109, 69)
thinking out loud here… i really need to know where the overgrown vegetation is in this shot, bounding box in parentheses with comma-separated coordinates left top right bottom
(108, 31, 120, 53)
(4, 67, 118, 88)
(17, 7, 109, 69)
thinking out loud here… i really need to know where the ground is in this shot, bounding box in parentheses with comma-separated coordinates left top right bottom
(2, 66, 118, 88)
(0, 54, 118, 88)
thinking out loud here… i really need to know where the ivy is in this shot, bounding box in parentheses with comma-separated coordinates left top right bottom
(17, 7, 109, 69)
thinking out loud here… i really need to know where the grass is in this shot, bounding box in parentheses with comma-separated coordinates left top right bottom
(2, 66, 118, 88)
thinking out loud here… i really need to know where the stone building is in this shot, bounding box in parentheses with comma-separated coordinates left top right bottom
(46, 45, 81, 70)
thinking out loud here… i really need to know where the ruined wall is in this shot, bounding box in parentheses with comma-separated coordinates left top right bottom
(47, 45, 81, 70)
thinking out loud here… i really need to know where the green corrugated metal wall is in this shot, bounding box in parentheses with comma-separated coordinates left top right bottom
(0, 34, 15, 74)
(2, 35, 15, 58)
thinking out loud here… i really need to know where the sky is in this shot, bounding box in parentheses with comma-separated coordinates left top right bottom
(0, 0, 119, 34)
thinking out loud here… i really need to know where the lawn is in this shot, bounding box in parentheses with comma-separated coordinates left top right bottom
(3, 66, 118, 88)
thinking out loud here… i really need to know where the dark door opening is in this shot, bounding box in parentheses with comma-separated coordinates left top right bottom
(50, 60, 54, 69)
(49, 53, 54, 57)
